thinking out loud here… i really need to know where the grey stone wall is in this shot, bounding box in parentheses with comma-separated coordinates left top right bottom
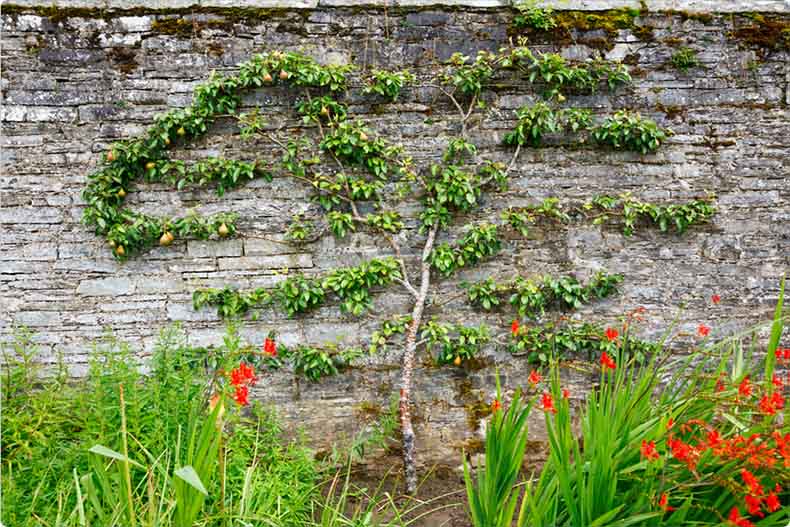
(1, 3, 789, 464)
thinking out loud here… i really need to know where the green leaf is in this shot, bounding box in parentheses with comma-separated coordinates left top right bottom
(175, 465, 208, 496)
(88, 445, 144, 469)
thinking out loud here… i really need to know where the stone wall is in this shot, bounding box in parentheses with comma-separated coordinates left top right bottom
(1, 2, 789, 464)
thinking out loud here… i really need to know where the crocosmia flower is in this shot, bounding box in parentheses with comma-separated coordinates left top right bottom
(528, 369, 542, 386)
(641, 440, 660, 461)
(605, 327, 619, 342)
(511, 319, 520, 336)
(697, 324, 710, 337)
(263, 337, 277, 357)
(233, 385, 249, 406)
(764, 493, 781, 513)
(491, 399, 502, 412)
(738, 376, 752, 398)
(541, 392, 557, 414)
(711, 294, 721, 304)
(658, 493, 674, 512)
(600, 351, 616, 370)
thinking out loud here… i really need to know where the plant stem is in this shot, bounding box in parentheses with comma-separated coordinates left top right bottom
(399, 223, 438, 494)
(119, 384, 137, 527)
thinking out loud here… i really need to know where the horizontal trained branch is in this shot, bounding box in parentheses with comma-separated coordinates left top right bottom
(192, 256, 402, 318)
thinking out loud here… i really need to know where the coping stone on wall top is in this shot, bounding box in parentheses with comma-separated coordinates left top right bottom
(5, 0, 790, 12)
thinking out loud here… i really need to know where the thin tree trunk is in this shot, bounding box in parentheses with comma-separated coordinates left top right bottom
(399, 224, 438, 494)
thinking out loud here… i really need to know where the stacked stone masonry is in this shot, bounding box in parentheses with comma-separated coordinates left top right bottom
(1, 1, 789, 464)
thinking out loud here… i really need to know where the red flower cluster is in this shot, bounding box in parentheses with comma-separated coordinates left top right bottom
(697, 324, 711, 337)
(758, 392, 785, 415)
(263, 337, 277, 357)
(775, 347, 790, 361)
(491, 399, 502, 412)
(600, 351, 616, 371)
(528, 369, 542, 386)
(641, 440, 660, 461)
(511, 319, 520, 336)
(541, 392, 557, 414)
(711, 294, 721, 304)
(229, 362, 257, 406)
(605, 327, 619, 342)
(658, 417, 787, 524)
(738, 376, 752, 398)
(738, 469, 782, 519)
(728, 506, 755, 527)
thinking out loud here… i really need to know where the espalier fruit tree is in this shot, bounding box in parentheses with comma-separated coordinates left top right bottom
(82, 41, 715, 493)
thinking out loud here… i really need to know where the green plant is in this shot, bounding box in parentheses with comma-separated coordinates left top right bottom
(504, 101, 560, 146)
(287, 214, 314, 242)
(291, 344, 361, 381)
(428, 223, 500, 276)
(512, 0, 557, 31)
(363, 69, 416, 101)
(501, 198, 570, 235)
(508, 321, 659, 365)
(586, 193, 716, 235)
(1, 325, 333, 527)
(422, 321, 490, 366)
(670, 47, 700, 72)
(591, 110, 670, 154)
(515, 283, 789, 527)
(464, 374, 533, 527)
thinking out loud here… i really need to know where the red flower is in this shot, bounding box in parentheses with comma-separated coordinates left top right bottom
(528, 369, 542, 386)
(759, 395, 777, 415)
(562, 388, 570, 399)
(738, 376, 752, 398)
(785, 348, 790, 360)
(491, 399, 502, 412)
(728, 507, 755, 527)
(233, 385, 249, 406)
(511, 319, 520, 336)
(600, 351, 616, 370)
(605, 327, 619, 342)
(772, 374, 783, 388)
(697, 324, 710, 337)
(741, 469, 764, 496)
(263, 337, 277, 357)
(764, 493, 781, 513)
(711, 294, 721, 304)
(541, 392, 557, 414)
(641, 440, 660, 461)
(744, 495, 764, 518)
(716, 377, 725, 392)
(667, 418, 675, 430)
(230, 362, 257, 387)
(658, 493, 675, 512)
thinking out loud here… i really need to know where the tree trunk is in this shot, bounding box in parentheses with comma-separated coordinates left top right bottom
(399, 225, 438, 494)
